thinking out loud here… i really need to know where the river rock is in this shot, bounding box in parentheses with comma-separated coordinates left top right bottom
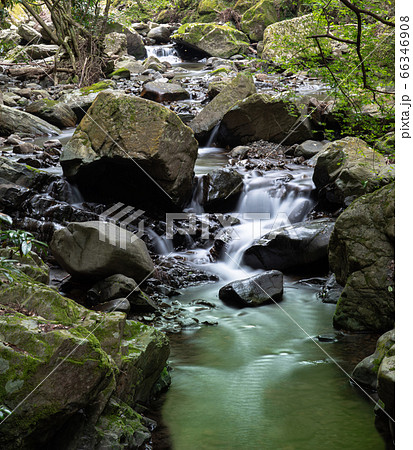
(243, 218, 335, 272)
(377, 345, 395, 418)
(105, 22, 147, 59)
(219, 270, 283, 307)
(50, 221, 154, 283)
(203, 168, 244, 210)
(25, 99, 77, 128)
(88, 274, 158, 312)
(331, 183, 395, 332)
(313, 137, 394, 208)
(60, 90, 198, 208)
(352, 329, 395, 390)
(148, 25, 172, 43)
(104, 32, 128, 57)
(241, 0, 294, 42)
(141, 81, 190, 102)
(172, 23, 250, 59)
(0, 105, 60, 136)
(92, 298, 131, 314)
(190, 72, 256, 138)
(294, 140, 326, 159)
(219, 93, 312, 147)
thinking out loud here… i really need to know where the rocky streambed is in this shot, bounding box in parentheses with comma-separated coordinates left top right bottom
(0, 28, 395, 450)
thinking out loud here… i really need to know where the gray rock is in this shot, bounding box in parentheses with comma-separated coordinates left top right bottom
(104, 32, 128, 57)
(0, 105, 60, 136)
(228, 145, 249, 159)
(219, 270, 283, 307)
(219, 93, 312, 147)
(243, 218, 335, 272)
(141, 81, 190, 102)
(294, 140, 326, 159)
(92, 298, 131, 314)
(148, 26, 172, 43)
(203, 168, 244, 209)
(26, 99, 77, 128)
(331, 183, 395, 332)
(25, 44, 59, 60)
(189, 72, 256, 138)
(50, 221, 154, 283)
(17, 23, 42, 44)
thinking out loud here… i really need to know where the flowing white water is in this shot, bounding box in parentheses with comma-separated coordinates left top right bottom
(145, 44, 182, 64)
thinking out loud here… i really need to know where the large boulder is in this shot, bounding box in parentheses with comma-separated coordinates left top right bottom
(105, 22, 147, 59)
(172, 23, 250, 59)
(0, 275, 169, 449)
(0, 105, 60, 136)
(243, 219, 335, 272)
(219, 270, 283, 307)
(60, 90, 198, 208)
(313, 137, 394, 208)
(25, 99, 77, 128)
(262, 14, 331, 64)
(330, 183, 395, 332)
(189, 72, 256, 138)
(218, 93, 312, 146)
(241, 0, 296, 42)
(50, 221, 154, 283)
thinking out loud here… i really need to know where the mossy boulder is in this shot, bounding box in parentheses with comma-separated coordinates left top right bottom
(60, 90, 198, 208)
(172, 22, 250, 59)
(262, 14, 332, 65)
(218, 93, 312, 146)
(0, 248, 49, 284)
(25, 99, 77, 128)
(108, 67, 131, 79)
(189, 71, 256, 138)
(104, 32, 128, 57)
(241, 0, 296, 42)
(313, 137, 395, 208)
(198, 0, 231, 14)
(331, 183, 395, 332)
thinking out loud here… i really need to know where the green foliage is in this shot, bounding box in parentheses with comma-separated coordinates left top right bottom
(0, 405, 12, 421)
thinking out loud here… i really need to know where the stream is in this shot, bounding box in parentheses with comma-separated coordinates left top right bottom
(143, 47, 385, 449)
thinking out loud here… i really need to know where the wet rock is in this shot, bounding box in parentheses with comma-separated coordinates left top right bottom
(91, 298, 131, 314)
(377, 345, 395, 418)
(88, 274, 158, 312)
(25, 99, 77, 128)
(172, 23, 250, 59)
(331, 183, 395, 332)
(229, 145, 249, 159)
(141, 81, 190, 102)
(243, 218, 335, 272)
(203, 168, 244, 210)
(318, 273, 343, 304)
(60, 90, 198, 209)
(143, 55, 168, 73)
(219, 270, 283, 307)
(148, 26, 172, 43)
(50, 221, 154, 283)
(219, 93, 312, 147)
(12, 142, 39, 154)
(189, 72, 256, 138)
(0, 105, 60, 136)
(313, 137, 394, 208)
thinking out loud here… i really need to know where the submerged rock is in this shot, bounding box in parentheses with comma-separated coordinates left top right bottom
(313, 137, 394, 208)
(331, 183, 395, 332)
(172, 23, 250, 59)
(60, 90, 198, 209)
(50, 221, 154, 283)
(219, 270, 283, 307)
(218, 93, 311, 146)
(243, 218, 335, 272)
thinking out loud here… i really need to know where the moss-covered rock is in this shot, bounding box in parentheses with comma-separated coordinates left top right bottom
(25, 98, 77, 128)
(313, 137, 395, 208)
(190, 71, 256, 138)
(60, 90, 198, 208)
(262, 14, 332, 65)
(218, 93, 311, 146)
(331, 183, 395, 332)
(108, 67, 131, 79)
(241, 0, 296, 42)
(198, 0, 230, 14)
(172, 22, 250, 59)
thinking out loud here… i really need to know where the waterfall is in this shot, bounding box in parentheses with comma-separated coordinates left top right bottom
(145, 44, 182, 64)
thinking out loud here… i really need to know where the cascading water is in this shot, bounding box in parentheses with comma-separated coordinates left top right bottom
(145, 44, 182, 64)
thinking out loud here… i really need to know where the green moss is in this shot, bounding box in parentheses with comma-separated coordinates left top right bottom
(79, 80, 115, 94)
(108, 67, 131, 79)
